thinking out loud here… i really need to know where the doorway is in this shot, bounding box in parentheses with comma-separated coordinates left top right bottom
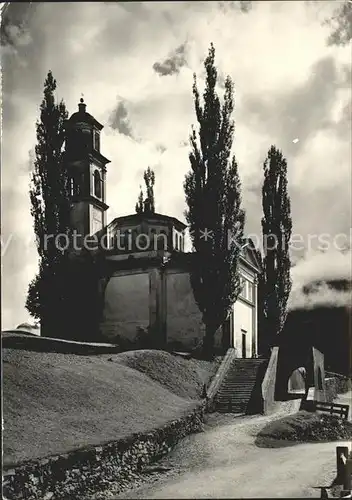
(241, 330, 247, 358)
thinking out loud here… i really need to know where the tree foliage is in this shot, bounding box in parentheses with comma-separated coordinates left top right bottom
(261, 145, 292, 353)
(26, 71, 112, 341)
(26, 71, 70, 334)
(135, 166, 156, 213)
(135, 185, 144, 214)
(184, 43, 245, 358)
(325, 0, 352, 46)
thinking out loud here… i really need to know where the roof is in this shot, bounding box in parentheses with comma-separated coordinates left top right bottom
(67, 100, 104, 131)
(240, 238, 263, 273)
(68, 111, 104, 131)
(95, 211, 262, 273)
(107, 212, 187, 231)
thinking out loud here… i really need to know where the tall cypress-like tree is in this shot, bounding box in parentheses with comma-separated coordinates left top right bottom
(135, 185, 144, 214)
(26, 71, 71, 336)
(135, 166, 156, 213)
(184, 44, 245, 359)
(261, 145, 292, 354)
(144, 166, 155, 212)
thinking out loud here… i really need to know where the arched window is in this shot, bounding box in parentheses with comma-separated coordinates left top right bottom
(177, 233, 182, 251)
(93, 130, 100, 151)
(157, 230, 167, 250)
(150, 228, 156, 250)
(94, 170, 102, 198)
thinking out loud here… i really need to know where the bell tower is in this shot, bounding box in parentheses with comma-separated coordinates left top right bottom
(64, 98, 110, 241)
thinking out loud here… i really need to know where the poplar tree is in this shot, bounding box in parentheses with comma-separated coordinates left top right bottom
(261, 145, 292, 354)
(135, 185, 144, 213)
(26, 71, 71, 336)
(144, 166, 155, 212)
(184, 43, 245, 359)
(135, 166, 156, 213)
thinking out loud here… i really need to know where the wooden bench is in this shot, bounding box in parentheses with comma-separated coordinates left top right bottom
(302, 400, 349, 420)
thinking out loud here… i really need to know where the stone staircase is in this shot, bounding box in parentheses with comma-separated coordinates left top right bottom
(214, 358, 267, 414)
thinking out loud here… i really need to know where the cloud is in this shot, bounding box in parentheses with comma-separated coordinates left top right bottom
(109, 100, 133, 138)
(218, 1, 253, 14)
(288, 281, 351, 311)
(291, 248, 352, 287)
(241, 56, 350, 157)
(153, 43, 188, 76)
(156, 144, 167, 154)
(288, 248, 352, 310)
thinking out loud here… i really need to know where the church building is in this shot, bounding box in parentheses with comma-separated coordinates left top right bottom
(65, 99, 262, 357)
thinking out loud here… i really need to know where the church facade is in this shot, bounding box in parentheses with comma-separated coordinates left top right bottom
(65, 100, 262, 357)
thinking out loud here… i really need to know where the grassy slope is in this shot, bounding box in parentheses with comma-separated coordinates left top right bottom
(3, 349, 217, 466)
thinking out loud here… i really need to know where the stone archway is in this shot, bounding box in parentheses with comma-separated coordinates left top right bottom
(287, 366, 306, 396)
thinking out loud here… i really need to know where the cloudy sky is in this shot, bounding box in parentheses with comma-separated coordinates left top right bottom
(1, 1, 351, 329)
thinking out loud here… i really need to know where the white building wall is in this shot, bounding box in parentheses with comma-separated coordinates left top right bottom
(234, 263, 257, 358)
(234, 299, 254, 358)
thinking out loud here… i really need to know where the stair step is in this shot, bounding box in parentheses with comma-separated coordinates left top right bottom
(214, 359, 266, 416)
(221, 387, 255, 390)
(217, 391, 253, 395)
(217, 395, 252, 399)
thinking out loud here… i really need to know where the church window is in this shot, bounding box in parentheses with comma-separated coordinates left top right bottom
(93, 130, 100, 151)
(177, 233, 181, 251)
(239, 277, 246, 299)
(157, 230, 167, 250)
(239, 277, 254, 303)
(70, 177, 81, 196)
(93, 170, 102, 199)
(247, 282, 253, 302)
(149, 228, 156, 250)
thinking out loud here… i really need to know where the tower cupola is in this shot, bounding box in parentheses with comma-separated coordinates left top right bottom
(64, 97, 111, 239)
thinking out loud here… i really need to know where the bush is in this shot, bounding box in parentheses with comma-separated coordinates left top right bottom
(258, 410, 352, 444)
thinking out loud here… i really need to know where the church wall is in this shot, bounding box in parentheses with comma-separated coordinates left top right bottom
(234, 299, 254, 358)
(165, 270, 204, 349)
(165, 269, 222, 350)
(100, 270, 150, 342)
(70, 201, 88, 239)
(110, 224, 171, 252)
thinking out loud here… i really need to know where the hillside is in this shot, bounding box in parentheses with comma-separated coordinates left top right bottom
(3, 348, 217, 466)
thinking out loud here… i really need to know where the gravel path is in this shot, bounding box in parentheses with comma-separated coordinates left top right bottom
(110, 393, 352, 499)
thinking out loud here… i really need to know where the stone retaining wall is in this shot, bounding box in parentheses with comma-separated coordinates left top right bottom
(3, 403, 206, 500)
(325, 372, 351, 395)
(324, 374, 351, 403)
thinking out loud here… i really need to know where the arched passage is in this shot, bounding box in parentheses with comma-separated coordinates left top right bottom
(287, 366, 306, 395)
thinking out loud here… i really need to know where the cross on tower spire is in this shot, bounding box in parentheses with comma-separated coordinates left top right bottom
(78, 94, 86, 113)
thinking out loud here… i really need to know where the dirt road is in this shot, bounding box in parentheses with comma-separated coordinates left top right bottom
(114, 394, 352, 499)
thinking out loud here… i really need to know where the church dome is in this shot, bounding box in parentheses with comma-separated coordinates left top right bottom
(67, 98, 103, 130)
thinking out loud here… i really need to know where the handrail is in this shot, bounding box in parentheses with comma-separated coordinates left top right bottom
(207, 348, 236, 403)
